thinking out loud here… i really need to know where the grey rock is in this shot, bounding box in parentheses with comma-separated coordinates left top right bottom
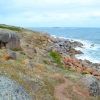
(59, 38, 69, 42)
(42, 32, 50, 36)
(6, 32, 20, 49)
(30, 48, 37, 54)
(0, 31, 10, 43)
(46, 37, 83, 56)
(25, 59, 34, 67)
(72, 41, 83, 47)
(45, 46, 53, 51)
(58, 42, 64, 47)
(76, 75, 99, 99)
(6, 50, 16, 59)
(0, 76, 31, 100)
(65, 46, 70, 51)
(0, 29, 20, 49)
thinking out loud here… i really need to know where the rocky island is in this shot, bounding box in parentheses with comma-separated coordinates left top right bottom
(0, 24, 100, 100)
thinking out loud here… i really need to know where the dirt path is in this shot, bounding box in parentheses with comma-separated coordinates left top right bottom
(54, 79, 73, 100)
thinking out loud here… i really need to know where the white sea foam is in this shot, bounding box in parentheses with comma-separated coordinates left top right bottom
(52, 35, 99, 50)
(76, 54, 100, 63)
(74, 39, 100, 50)
(75, 40, 100, 63)
(51, 35, 68, 40)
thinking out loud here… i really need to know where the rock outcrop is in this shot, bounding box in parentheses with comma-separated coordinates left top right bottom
(61, 55, 100, 80)
(74, 75, 100, 100)
(46, 37, 83, 56)
(0, 29, 20, 49)
(0, 76, 31, 100)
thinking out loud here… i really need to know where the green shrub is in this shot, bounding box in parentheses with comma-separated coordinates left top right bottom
(17, 59, 23, 63)
(0, 25, 21, 31)
(81, 72, 88, 75)
(49, 51, 63, 68)
(68, 70, 76, 72)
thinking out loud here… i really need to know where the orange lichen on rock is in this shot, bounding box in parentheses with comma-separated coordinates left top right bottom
(73, 83, 90, 98)
(85, 67, 93, 73)
(38, 64, 42, 69)
(22, 59, 28, 64)
(77, 89, 90, 97)
(65, 56, 72, 62)
(74, 75, 99, 99)
(2, 50, 16, 60)
(2, 52, 9, 59)
(34, 67, 42, 73)
(73, 63, 82, 68)
(72, 57, 79, 63)
(33, 64, 43, 72)
(76, 67, 82, 72)
(22, 59, 33, 67)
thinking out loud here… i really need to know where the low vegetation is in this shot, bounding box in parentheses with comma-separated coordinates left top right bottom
(10, 47, 23, 51)
(0, 25, 21, 31)
(81, 72, 88, 75)
(49, 51, 64, 68)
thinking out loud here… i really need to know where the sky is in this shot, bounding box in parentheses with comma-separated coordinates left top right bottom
(0, 0, 100, 27)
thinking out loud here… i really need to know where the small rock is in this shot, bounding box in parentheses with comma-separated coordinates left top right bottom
(76, 67, 82, 72)
(72, 57, 79, 63)
(45, 46, 53, 51)
(2, 50, 16, 60)
(92, 71, 99, 76)
(74, 63, 83, 68)
(50, 37, 58, 43)
(86, 67, 93, 73)
(22, 59, 33, 67)
(91, 44, 94, 47)
(63, 56, 72, 63)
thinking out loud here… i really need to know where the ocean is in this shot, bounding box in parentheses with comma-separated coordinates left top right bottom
(27, 27, 100, 63)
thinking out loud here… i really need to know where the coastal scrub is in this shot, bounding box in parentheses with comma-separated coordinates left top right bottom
(0, 25, 21, 31)
(50, 51, 64, 68)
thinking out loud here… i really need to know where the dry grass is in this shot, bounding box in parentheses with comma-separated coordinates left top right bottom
(0, 57, 57, 100)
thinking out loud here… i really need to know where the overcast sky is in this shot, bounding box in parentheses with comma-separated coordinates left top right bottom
(0, 0, 100, 27)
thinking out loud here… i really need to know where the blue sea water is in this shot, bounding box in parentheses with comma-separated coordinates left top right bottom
(27, 27, 100, 63)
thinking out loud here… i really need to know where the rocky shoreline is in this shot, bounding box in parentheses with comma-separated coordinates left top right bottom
(45, 35, 100, 80)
